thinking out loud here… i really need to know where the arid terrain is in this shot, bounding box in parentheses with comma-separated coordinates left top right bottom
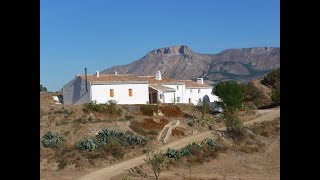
(40, 87, 279, 180)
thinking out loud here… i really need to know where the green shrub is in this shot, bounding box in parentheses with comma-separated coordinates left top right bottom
(241, 82, 265, 107)
(42, 131, 64, 148)
(83, 100, 122, 116)
(106, 100, 122, 116)
(224, 113, 245, 139)
(75, 138, 98, 151)
(83, 101, 105, 113)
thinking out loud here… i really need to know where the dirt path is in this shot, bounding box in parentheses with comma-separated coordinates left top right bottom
(77, 107, 280, 180)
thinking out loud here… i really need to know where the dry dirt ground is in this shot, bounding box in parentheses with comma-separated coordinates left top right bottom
(77, 108, 280, 180)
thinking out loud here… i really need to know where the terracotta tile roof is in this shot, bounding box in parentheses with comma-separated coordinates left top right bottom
(78, 74, 212, 88)
(178, 80, 212, 88)
(79, 74, 147, 83)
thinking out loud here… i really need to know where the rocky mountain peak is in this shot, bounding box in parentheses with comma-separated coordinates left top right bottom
(101, 46, 280, 83)
(148, 45, 192, 56)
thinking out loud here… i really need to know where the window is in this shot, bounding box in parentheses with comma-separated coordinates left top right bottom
(177, 86, 179, 90)
(177, 97, 180, 102)
(110, 89, 114, 97)
(198, 89, 201, 93)
(190, 89, 192, 93)
(129, 89, 132, 97)
(160, 94, 163, 99)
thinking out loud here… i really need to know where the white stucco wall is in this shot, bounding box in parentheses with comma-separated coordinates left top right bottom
(90, 83, 149, 104)
(162, 92, 175, 103)
(162, 84, 185, 103)
(184, 87, 215, 105)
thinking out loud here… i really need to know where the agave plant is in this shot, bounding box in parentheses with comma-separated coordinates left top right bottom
(75, 138, 98, 151)
(203, 138, 217, 150)
(42, 131, 64, 148)
(166, 148, 179, 159)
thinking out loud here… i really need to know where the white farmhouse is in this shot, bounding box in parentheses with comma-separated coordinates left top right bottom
(63, 71, 149, 105)
(63, 70, 221, 110)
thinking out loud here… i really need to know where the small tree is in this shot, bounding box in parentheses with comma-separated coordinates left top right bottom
(197, 98, 210, 119)
(215, 81, 243, 114)
(145, 150, 167, 180)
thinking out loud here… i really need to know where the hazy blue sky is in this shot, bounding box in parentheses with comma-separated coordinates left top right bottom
(41, 0, 280, 91)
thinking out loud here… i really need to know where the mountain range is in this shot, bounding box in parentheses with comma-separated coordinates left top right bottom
(101, 45, 280, 83)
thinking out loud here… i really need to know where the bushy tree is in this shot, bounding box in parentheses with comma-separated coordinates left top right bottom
(261, 68, 280, 89)
(40, 84, 47, 92)
(241, 82, 265, 108)
(215, 81, 243, 113)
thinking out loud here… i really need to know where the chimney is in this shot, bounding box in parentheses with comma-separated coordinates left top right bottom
(196, 78, 203, 84)
(85, 68, 88, 91)
(114, 71, 117, 75)
(96, 71, 100, 77)
(156, 71, 162, 80)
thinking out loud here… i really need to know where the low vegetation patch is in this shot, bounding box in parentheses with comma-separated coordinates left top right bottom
(241, 81, 268, 109)
(231, 132, 267, 154)
(75, 129, 148, 152)
(42, 131, 65, 148)
(139, 105, 159, 116)
(83, 100, 122, 116)
(129, 120, 148, 136)
(187, 117, 200, 127)
(251, 118, 280, 137)
(165, 139, 222, 165)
